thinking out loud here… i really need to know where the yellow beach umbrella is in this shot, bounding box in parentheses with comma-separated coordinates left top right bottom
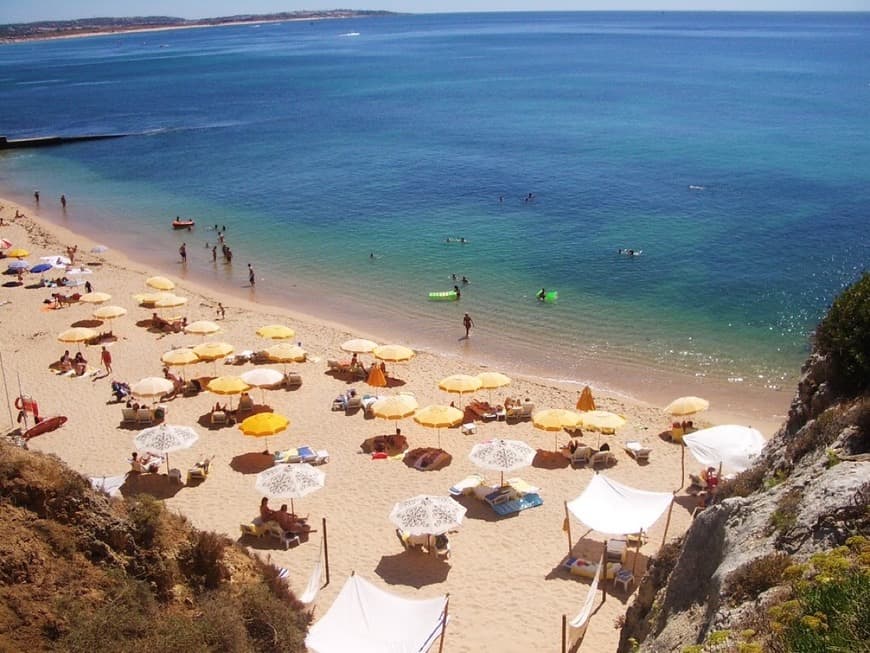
(371, 394, 419, 429)
(153, 294, 187, 309)
(265, 343, 307, 372)
(576, 385, 596, 411)
(207, 375, 250, 395)
(57, 327, 97, 349)
(373, 344, 415, 362)
(134, 291, 171, 306)
(256, 324, 295, 340)
(7, 248, 30, 259)
(92, 305, 127, 320)
(193, 341, 234, 374)
(184, 320, 221, 337)
(193, 341, 234, 361)
(239, 412, 290, 452)
(92, 305, 127, 335)
(341, 338, 379, 354)
(207, 375, 250, 410)
(414, 404, 463, 448)
(161, 347, 199, 367)
(438, 373, 482, 408)
(578, 410, 626, 432)
(80, 291, 112, 304)
(533, 408, 582, 451)
(664, 396, 710, 416)
(477, 371, 511, 403)
(145, 276, 175, 291)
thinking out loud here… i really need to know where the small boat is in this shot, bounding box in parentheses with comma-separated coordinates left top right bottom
(172, 219, 195, 230)
(23, 415, 68, 440)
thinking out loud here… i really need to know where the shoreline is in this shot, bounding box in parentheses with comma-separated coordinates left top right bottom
(0, 14, 380, 45)
(0, 191, 790, 434)
(0, 194, 791, 652)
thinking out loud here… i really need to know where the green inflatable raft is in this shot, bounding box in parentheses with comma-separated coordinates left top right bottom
(428, 290, 459, 301)
(536, 290, 558, 303)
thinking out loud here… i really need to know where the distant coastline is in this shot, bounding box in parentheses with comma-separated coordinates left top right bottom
(0, 10, 395, 43)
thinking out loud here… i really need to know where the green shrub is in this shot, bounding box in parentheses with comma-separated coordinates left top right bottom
(717, 465, 766, 500)
(814, 271, 870, 396)
(768, 488, 803, 536)
(726, 553, 792, 604)
(238, 583, 311, 653)
(768, 537, 870, 652)
(127, 495, 163, 548)
(787, 409, 844, 464)
(177, 530, 228, 591)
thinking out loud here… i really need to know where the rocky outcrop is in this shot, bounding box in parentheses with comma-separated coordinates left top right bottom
(619, 339, 869, 652)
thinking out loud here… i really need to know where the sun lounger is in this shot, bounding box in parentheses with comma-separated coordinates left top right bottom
(210, 410, 229, 427)
(569, 446, 594, 468)
(590, 451, 616, 468)
(505, 401, 535, 423)
(563, 557, 622, 580)
(491, 492, 543, 516)
(187, 456, 214, 484)
(136, 407, 155, 425)
(505, 477, 540, 496)
(449, 473, 486, 496)
(472, 484, 501, 501)
(121, 407, 138, 425)
(284, 371, 303, 388)
(274, 446, 329, 465)
(623, 441, 651, 462)
(485, 487, 513, 507)
(606, 538, 628, 563)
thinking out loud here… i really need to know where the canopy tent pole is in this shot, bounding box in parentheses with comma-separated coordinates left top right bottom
(561, 614, 567, 653)
(322, 517, 330, 587)
(600, 546, 608, 602)
(660, 495, 676, 548)
(563, 501, 573, 556)
(438, 594, 450, 653)
(0, 352, 13, 429)
(631, 529, 644, 575)
(679, 441, 685, 491)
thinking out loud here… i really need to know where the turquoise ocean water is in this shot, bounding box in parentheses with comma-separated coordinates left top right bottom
(1, 12, 868, 403)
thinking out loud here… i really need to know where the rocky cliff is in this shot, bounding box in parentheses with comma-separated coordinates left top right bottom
(619, 274, 870, 653)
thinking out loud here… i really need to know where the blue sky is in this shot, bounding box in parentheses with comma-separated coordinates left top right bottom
(1, 0, 866, 23)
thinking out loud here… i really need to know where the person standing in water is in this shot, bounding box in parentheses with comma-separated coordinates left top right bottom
(179, 243, 187, 264)
(34, 190, 40, 204)
(60, 194, 67, 209)
(463, 312, 474, 338)
(248, 263, 255, 286)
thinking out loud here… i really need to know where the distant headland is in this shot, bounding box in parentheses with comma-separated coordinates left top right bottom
(0, 11, 396, 43)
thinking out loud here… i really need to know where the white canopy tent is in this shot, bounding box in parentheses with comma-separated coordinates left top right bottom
(566, 473, 674, 536)
(306, 574, 449, 653)
(683, 425, 766, 475)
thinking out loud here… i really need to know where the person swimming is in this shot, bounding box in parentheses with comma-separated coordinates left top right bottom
(537, 288, 546, 300)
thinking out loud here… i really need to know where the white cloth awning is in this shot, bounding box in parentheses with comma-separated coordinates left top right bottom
(306, 574, 447, 653)
(566, 474, 673, 536)
(683, 425, 766, 475)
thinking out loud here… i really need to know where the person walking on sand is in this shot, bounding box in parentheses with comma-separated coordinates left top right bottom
(60, 194, 67, 209)
(463, 312, 474, 338)
(248, 263, 255, 286)
(179, 243, 187, 264)
(101, 346, 113, 373)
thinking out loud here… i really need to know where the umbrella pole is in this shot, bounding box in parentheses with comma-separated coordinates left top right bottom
(563, 501, 573, 557)
(290, 498, 295, 515)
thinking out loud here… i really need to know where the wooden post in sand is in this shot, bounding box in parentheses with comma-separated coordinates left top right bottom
(438, 594, 450, 653)
(564, 501, 573, 556)
(561, 614, 567, 653)
(679, 442, 685, 491)
(322, 517, 330, 586)
(601, 542, 608, 603)
(661, 495, 675, 548)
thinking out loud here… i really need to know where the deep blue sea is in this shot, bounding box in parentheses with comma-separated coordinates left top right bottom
(1, 12, 868, 402)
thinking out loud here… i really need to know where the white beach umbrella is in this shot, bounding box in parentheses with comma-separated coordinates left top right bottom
(683, 425, 766, 475)
(241, 367, 285, 403)
(389, 494, 467, 536)
(255, 463, 325, 515)
(133, 423, 199, 471)
(469, 438, 536, 486)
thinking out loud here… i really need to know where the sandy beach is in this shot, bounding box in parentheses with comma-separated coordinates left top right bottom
(0, 195, 788, 652)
